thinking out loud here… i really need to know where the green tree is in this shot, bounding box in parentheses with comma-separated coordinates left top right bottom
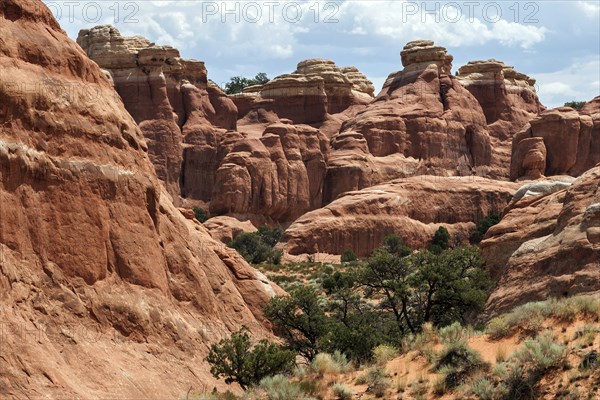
(383, 234, 412, 257)
(564, 100, 586, 110)
(264, 286, 329, 361)
(470, 213, 501, 244)
(341, 249, 358, 263)
(228, 226, 282, 264)
(206, 327, 296, 390)
(429, 226, 451, 253)
(224, 73, 270, 94)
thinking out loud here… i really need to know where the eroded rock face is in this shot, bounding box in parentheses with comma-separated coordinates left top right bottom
(233, 59, 375, 124)
(482, 168, 600, 315)
(77, 25, 238, 200)
(324, 40, 495, 202)
(209, 123, 328, 221)
(204, 216, 258, 244)
(510, 98, 600, 181)
(282, 176, 519, 257)
(0, 2, 278, 397)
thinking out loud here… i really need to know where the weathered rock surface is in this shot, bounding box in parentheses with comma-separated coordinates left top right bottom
(510, 98, 600, 180)
(323, 41, 496, 202)
(0, 2, 278, 397)
(282, 176, 519, 257)
(204, 216, 258, 244)
(77, 25, 238, 200)
(233, 59, 375, 124)
(457, 60, 544, 171)
(483, 168, 600, 315)
(209, 122, 328, 221)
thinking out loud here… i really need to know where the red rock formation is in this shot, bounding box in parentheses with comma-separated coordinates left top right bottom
(209, 122, 328, 221)
(482, 170, 600, 315)
(282, 176, 519, 257)
(323, 40, 495, 202)
(510, 97, 600, 181)
(204, 216, 258, 244)
(0, 2, 279, 397)
(77, 26, 238, 200)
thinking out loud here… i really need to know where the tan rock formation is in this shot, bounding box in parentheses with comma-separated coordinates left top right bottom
(0, 2, 278, 397)
(233, 59, 375, 124)
(482, 169, 600, 315)
(282, 176, 519, 257)
(204, 216, 258, 244)
(510, 98, 600, 181)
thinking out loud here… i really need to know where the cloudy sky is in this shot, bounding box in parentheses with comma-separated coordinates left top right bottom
(44, 0, 599, 108)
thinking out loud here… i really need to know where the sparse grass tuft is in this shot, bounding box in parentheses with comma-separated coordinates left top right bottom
(331, 383, 353, 400)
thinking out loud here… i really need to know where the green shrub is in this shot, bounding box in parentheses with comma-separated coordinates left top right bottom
(470, 213, 501, 244)
(331, 383, 353, 400)
(438, 322, 466, 344)
(383, 234, 412, 257)
(341, 249, 358, 263)
(206, 327, 296, 390)
(356, 366, 390, 396)
(193, 207, 210, 223)
(228, 226, 282, 264)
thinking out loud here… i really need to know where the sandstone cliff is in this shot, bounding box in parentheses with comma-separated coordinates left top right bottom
(510, 97, 600, 181)
(282, 176, 519, 257)
(0, 2, 279, 397)
(482, 170, 600, 315)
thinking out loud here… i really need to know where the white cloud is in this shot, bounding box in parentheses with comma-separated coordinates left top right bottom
(577, 1, 600, 17)
(534, 56, 600, 108)
(339, 1, 547, 49)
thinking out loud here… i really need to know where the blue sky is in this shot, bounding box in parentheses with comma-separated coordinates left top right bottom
(45, 1, 600, 108)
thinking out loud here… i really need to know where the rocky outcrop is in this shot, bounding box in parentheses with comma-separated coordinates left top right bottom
(0, 2, 278, 397)
(282, 176, 519, 257)
(323, 40, 496, 202)
(510, 98, 600, 181)
(482, 169, 600, 315)
(457, 60, 543, 139)
(233, 59, 375, 124)
(77, 25, 238, 199)
(209, 122, 328, 221)
(204, 216, 258, 244)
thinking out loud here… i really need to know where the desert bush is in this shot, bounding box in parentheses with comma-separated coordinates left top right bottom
(341, 249, 358, 263)
(193, 207, 210, 223)
(331, 383, 353, 400)
(429, 226, 450, 253)
(470, 212, 501, 244)
(257, 375, 313, 400)
(310, 352, 349, 375)
(435, 341, 489, 390)
(356, 366, 390, 397)
(206, 328, 295, 390)
(439, 322, 466, 344)
(372, 344, 398, 365)
(511, 331, 566, 373)
(228, 226, 282, 264)
(224, 73, 269, 94)
(469, 377, 495, 400)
